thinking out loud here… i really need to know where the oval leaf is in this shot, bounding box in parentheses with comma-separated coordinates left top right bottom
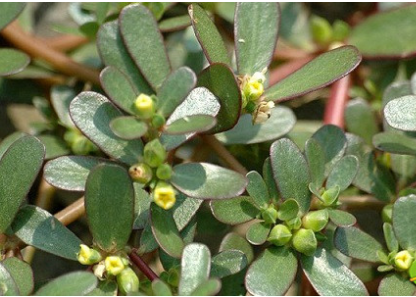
(393, 195, 416, 250)
(11, 206, 82, 260)
(2, 258, 34, 296)
(0, 3, 25, 31)
(171, 162, 247, 199)
(188, 4, 231, 66)
(35, 271, 97, 296)
(0, 263, 19, 296)
(0, 49, 30, 76)
(265, 46, 361, 102)
(245, 247, 297, 296)
(305, 138, 326, 189)
(220, 233, 254, 263)
(384, 95, 416, 131)
(110, 116, 148, 140)
(270, 138, 311, 213)
(328, 209, 356, 227)
(373, 132, 416, 155)
(172, 194, 203, 232)
(190, 278, 221, 296)
(164, 114, 216, 135)
(179, 243, 211, 296)
(301, 248, 368, 296)
(120, 4, 171, 90)
(246, 222, 270, 245)
(334, 226, 383, 263)
(326, 155, 359, 192)
(378, 273, 416, 296)
(210, 196, 259, 225)
(0, 135, 44, 233)
(159, 15, 191, 33)
(235, 2, 279, 75)
(70, 91, 144, 165)
(211, 250, 247, 279)
(246, 171, 270, 208)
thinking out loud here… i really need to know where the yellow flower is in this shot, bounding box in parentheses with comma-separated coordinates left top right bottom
(134, 94, 155, 119)
(154, 182, 176, 210)
(105, 256, 126, 276)
(77, 244, 102, 265)
(394, 250, 414, 271)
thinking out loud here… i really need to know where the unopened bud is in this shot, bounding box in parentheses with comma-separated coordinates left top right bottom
(292, 228, 317, 256)
(302, 210, 329, 232)
(151, 114, 166, 129)
(134, 94, 155, 120)
(286, 217, 302, 230)
(261, 206, 279, 225)
(267, 224, 292, 246)
(144, 139, 167, 168)
(311, 16, 333, 46)
(77, 244, 102, 265)
(129, 163, 153, 184)
(117, 267, 140, 295)
(156, 164, 173, 180)
(320, 186, 339, 206)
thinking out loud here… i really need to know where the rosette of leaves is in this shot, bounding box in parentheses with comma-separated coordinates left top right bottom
(334, 195, 416, 296)
(211, 125, 366, 295)
(188, 3, 361, 144)
(43, 3, 248, 263)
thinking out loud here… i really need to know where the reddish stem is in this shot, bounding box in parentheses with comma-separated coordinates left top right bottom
(323, 75, 351, 128)
(129, 250, 158, 281)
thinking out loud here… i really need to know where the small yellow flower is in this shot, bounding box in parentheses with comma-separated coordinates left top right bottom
(134, 94, 155, 119)
(105, 256, 126, 276)
(77, 244, 102, 265)
(154, 182, 176, 210)
(395, 251, 414, 271)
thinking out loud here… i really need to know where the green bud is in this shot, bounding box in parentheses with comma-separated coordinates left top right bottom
(292, 228, 318, 256)
(151, 114, 166, 129)
(167, 267, 180, 287)
(144, 139, 167, 167)
(267, 224, 292, 246)
(129, 163, 153, 184)
(156, 164, 173, 180)
(320, 186, 340, 206)
(63, 129, 78, 145)
(332, 20, 350, 42)
(311, 16, 333, 45)
(382, 204, 393, 223)
(286, 217, 302, 230)
(302, 210, 329, 232)
(117, 267, 140, 295)
(71, 136, 95, 155)
(394, 250, 414, 271)
(409, 260, 416, 284)
(134, 94, 155, 120)
(261, 206, 279, 225)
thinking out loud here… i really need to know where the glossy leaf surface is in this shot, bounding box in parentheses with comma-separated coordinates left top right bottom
(165, 114, 216, 135)
(210, 250, 247, 279)
(110, 116, 148, 140)
(384, 95, 416, 131)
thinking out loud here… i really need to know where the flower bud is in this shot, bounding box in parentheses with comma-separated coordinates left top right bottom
(381, 204, 393, 223)
(134, 94, 155, 120)
(254, 101, 274, 124)
(311, 15, 333, 46)
(332, 20, 350, 42)
(144, 139, 167, 168)
(154, 182, 176, 210)
(129, 163, 153, 184)
(77, 244, 102, 265)
(243, 79, 264, 102)
(105, 256, 126, 276)
(286, 217, 302, 230)
(267, 224, 292, 246)
(394, 250, 414, 271)
(261, 206, 279, 225)
(117, 267, 140, 295)
(156, 164, 173, 180)
(292, 228, 317, 256)
(151, 114, 166, 129)
(302, 210, 329, 232)
(71, 136, 97, 155)
(320, 186, 339, 206)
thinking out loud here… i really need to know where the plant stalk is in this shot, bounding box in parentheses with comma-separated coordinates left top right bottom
(323, 75, 351, 128)
(129, 249, 159, 281)
(54, 197, 85, 226)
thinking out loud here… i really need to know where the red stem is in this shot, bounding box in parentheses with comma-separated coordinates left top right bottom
(129, 250, 158, 281)
(323, 75, 351, 128)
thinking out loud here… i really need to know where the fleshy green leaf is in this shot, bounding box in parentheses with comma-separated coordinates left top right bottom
(85, 163, 134, 251)
(383, 223, 399, 253)
(11, 206, 82, 260)
(100, 66, 138, 115)
(138, 221, 159, 254)
(35, 272, 97, 296)
(97, 20, 152, 94)
(301, 248, 368, 296)
(378, 273, 416, 296)
(87, 280, 118, 296)
(0, 135, 44, 233)
(384, 95, 416, 131)
(159, 15, 191, 33)
(0, 132, 24, 160)
(246, 171, 270, 208)
(334, 226, 384, 263)
(188, 4, 231, 66)
(265, 46, 361, 102)
(345, 98, 379, 145)
(219, 233, 254, 263)
(38, 135, 70, 160)
(2, 258, 34, 296)
(373, 132, 416, 155)
(0, 263, 19, 296)
(120, 4, 171, 90)
(0, 3, 26, 30)
(44, 156, 114, 192)
(349, 5, 416, 58)
(215, 106, 296, 144)
(0, 49, 30, 76)
(210, 250, 247, 279)
(246, 222, 270, 245)
(328, 209, 356, 227)
(152, 279, 172, 296)
(235, 3, 279, 75)
(262, 157, 280, 201)
(172, 194, 203, 232)
(50, 85, 77, 128)
(171, 162, 247, 199)
(133, 183, 150, 229)
(270, 138, 311, 213)
(178, 243, 211, 296)
(245, 247, 297, 296)
(157, 67, 196, 118)
(70, 91, 144, 165)
(197, 63, 241, 133)
(210, 196, 258, 225)
(110, 116, 148, 140)
(277, 199, 300, 221)
(305, 138, 326, 189)
(326, 155, 359, 191)
(151, 203, 184, 258)
(164, 115, 216, 135)
(393, 195, 416, 250)
(190, 278, 221, 296)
